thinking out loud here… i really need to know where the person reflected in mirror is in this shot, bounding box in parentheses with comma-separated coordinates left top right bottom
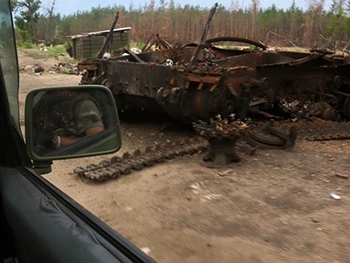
(33, 90, 105, 154)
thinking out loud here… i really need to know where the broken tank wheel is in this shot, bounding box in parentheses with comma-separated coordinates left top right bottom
(249, 126, 286, 146)
(343, 97, 350, 120)
(244, 123, 297, 149)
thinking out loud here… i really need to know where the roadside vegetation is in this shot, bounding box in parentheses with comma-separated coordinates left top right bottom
(17, 44, 76, 66)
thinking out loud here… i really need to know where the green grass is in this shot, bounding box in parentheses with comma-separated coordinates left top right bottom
(17, 41, 34, 49)
(17, 44, 77, 63)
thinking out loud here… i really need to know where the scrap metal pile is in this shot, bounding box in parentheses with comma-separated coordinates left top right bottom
(75, 4, 350, 181)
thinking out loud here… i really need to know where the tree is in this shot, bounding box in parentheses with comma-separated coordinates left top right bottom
(13, 0, 42, 44)
(304, 0, 326, 47)
(250, 0, 260, 37)
(46, 0, 57, 44)
(24, 2, 350, 49)
(327, 0, 350, 45)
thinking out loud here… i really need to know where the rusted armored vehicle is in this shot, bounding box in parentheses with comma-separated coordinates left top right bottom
(74, 3, 350, 180)
(78, 5, 350, 124)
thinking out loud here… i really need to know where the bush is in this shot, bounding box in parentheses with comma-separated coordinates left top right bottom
(49, 45, 68, 58)
(17, 41, 34, 49)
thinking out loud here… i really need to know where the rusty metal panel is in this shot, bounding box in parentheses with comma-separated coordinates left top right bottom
(107, 61, 178, 98)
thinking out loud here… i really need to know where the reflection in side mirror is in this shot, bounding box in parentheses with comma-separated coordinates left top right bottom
(25, 85, 121, 161)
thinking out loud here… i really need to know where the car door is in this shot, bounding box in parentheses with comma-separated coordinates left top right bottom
(0, 1, 156, 262)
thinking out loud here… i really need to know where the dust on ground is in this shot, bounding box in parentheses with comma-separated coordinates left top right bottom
(18, 49, 350, 263)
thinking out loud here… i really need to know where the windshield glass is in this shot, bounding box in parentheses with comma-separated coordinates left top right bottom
(0, 0, 20, 133)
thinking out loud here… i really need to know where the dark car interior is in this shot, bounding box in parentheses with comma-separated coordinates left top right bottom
(0, 44, 154, 263)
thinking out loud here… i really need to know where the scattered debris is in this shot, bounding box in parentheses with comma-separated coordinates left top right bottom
(190, 183, 201, 194)
(201, 194, 223, 202)
(311, 217, 319, 223)
(22, 65, 33, 72)
(217, 169, 234, 177)
(330, 193, 341, 200)
(33, 65, 45, 73)
(335, 173, 348, 179)
(20, 62, 79, 75)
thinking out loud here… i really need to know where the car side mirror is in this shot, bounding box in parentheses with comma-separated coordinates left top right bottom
(25, 85, 121, 161)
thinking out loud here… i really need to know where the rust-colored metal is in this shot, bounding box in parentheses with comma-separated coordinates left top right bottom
(188, 3, 218, 71)
(78, 5, 350, 124)
(142, 33, 174, 52)
(193, 116, 249, 166)
(74, 136, 208, 181)
(75, 7, 350, 175)
(96, 11, 119, 59)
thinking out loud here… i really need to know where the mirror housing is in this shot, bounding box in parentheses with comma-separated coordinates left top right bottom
(25, 85, 121, 161)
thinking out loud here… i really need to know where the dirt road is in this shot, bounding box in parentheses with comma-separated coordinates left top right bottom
(18, 50, 350, 263)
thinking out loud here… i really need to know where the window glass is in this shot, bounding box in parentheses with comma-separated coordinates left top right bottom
(0, 1, 20, 133)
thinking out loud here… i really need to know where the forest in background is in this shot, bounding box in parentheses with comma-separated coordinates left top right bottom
(11, 0, 350, 51)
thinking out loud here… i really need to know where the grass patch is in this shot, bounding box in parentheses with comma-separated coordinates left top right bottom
(17, 44, 77, 63)
(17, 41, 34, 49)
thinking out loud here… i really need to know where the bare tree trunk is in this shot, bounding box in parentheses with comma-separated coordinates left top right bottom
(48, 0, 56, 45)
(250, 0, 260, 38)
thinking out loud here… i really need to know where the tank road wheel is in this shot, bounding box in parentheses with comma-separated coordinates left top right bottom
(249, 127, 286, 146)
(245, 124, 297, 149)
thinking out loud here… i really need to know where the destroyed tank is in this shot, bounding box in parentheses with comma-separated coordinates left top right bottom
(78, 38, 350, 123)
(74, 4, 350, 181)
(78, 4, 350, 124)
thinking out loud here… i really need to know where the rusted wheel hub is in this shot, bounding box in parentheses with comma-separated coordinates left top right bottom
(203, 135, 242, 165)
(193, 116, 249, 166)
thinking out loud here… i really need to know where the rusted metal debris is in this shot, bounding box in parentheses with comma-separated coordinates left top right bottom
(74, 116, 292, 182)
(73, 117, 350, 182)
(243, 122, 297, 150)
(193, 115, 248, 166)
(78, 34, 350, 125)
(74, 4, 350, 179)
(96, 11, 120, 59)
(74, 137, 207, 181)
(188, 3, 218, 71)
(78, 3, 350, 124)
(142, 33, 174, 52)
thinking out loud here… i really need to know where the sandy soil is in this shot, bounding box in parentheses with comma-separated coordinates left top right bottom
(18, 50, 350, 263)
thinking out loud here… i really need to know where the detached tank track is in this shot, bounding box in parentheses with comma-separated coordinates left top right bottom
(74, 137, 208, 181)
(273, 119, 350, 141)
(243, 119, 350, 149)
(75, 119, 350, 181)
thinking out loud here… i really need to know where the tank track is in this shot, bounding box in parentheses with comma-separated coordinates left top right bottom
(242, 119, 350, 149)
(74, 136, 208, 181)
(74, 119, 350, 181)
(274, 119, 350, 141)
